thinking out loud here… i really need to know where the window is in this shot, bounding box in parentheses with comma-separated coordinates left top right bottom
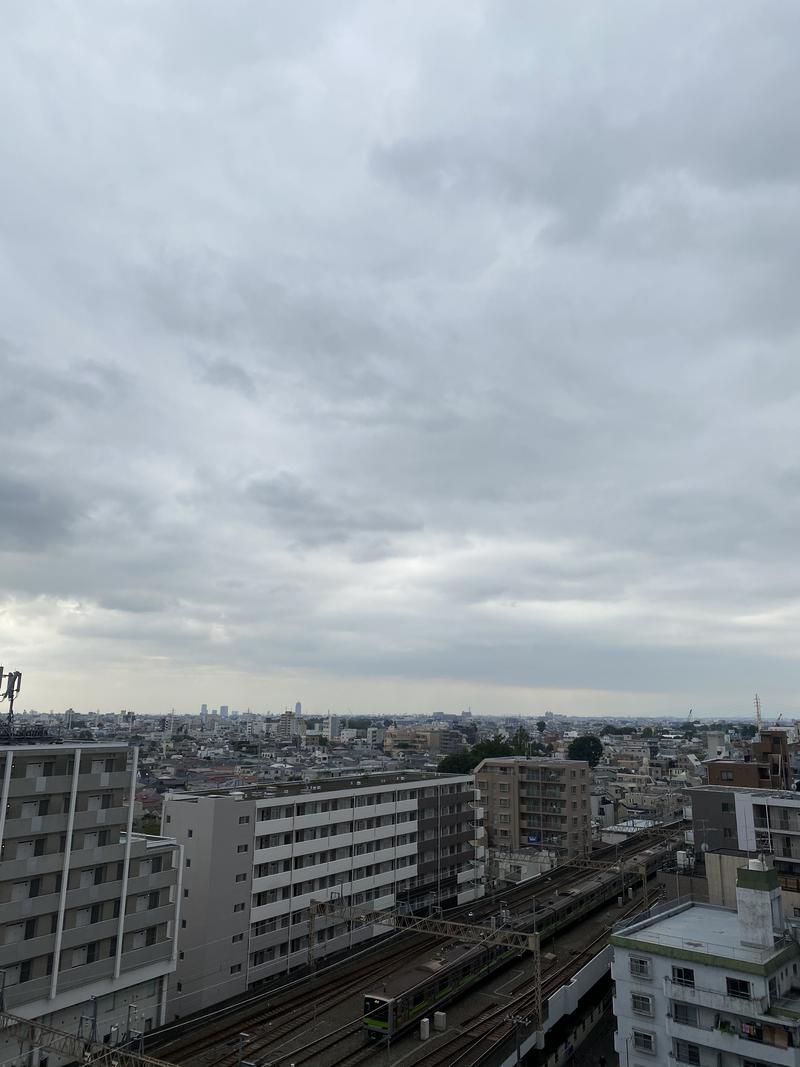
(675, 1041, 701, 1065)
(230, 963, 242, 974)
(238, 815, 250, 824)
(187, 829, 193, 838)
(183, 889, 189, 898)
(726, 976, 751, 1000)
(632, 1030, 654, 1055)
(19, 960, 31, 984)
(721, 802, 733, 812)
(631, 993, 652, 1015)
(185, 859, 191, 868)
(23, 919, 36, 941)
(236, 844, 249, 854)
(672, 966, 695, 988)
(181, 920, 187, 929)
(233, 903, 245, 913)
(629, 957, 651, 979)
(723, 828, 734, 839)
(235, 873, 247, 883)
(673, 1003, 698, 1026)
(232, 933, 244, 943)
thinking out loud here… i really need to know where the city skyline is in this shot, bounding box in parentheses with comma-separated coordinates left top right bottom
(3, 3, 800, 716)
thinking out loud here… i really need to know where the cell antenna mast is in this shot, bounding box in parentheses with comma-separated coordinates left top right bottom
(0, 667, 22, 737)
(755, 693, 762, 730)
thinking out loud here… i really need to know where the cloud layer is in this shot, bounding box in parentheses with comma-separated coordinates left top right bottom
(2, 1, 800, 716)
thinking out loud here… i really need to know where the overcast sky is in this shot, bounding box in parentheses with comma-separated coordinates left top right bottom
(2, 2, 799, 718)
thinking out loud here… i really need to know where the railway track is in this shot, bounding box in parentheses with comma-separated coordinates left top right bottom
(410, 889, 664, 1067)
(150, 829, 680, 1066)
(156, 935, 430, 1065)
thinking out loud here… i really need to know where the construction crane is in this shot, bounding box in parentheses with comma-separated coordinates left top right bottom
(0, 1010, 177, 1067)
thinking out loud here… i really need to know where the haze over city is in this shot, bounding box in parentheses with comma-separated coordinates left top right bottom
(3, 2, 800, 717)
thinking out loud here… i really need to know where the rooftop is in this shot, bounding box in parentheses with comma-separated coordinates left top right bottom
(691, 785, 800, 801)
(167, 769, 472, 800)
(612, 899, 794, 968)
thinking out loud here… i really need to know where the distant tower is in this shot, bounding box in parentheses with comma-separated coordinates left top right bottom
(295, 701, 302, 717)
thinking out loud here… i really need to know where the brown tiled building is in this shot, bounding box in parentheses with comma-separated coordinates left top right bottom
(474, 757, 591, 857)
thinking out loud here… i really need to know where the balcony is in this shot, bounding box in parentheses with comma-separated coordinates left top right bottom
(666, 1015, 799, 1067)
(665, 976, 768, 1015)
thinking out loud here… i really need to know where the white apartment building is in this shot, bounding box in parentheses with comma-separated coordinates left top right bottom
(0, 740, 180, 1066)
(163, 770, 485, 1019)
(611, 859, 800, 1067)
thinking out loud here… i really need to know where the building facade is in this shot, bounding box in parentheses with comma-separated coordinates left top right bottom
(611, 859, 800, 1066)
(691, 785, 800, 876)
(0, 741, 180, 1065)
(163, 771, 485, 1018)
(474, 757, 592, 856)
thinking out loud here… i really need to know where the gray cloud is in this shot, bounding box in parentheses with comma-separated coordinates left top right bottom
(1, 0, 799, 716)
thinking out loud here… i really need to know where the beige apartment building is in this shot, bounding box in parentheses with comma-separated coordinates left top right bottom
(474, 756, 592, 857)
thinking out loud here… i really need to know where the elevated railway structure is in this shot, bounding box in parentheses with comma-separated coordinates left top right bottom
(151, 827, 681, 1067)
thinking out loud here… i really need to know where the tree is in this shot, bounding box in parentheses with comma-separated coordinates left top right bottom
(641, 726, 654, 738)
(437, 752, 474, 774)
(567, 734, 603, 768)
(536, 719, 547, 736)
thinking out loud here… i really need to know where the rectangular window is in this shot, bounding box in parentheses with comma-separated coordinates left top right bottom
(631, 993, 653, 1015)
(675, 1041, 700, 1066)
(19, 960, 31, 983)
(236, 844, 249, 853)
(673, 1002, 698, 1026)
(632, 1030, 655, 1055)
(726, 976, 751, 999)
(232, 933, 244, 943)
(672, 966, 695, 988)
(233, 903, 245, 913)
(629, 957, 651, 979)
(235, 873, 247, 883)
(238, 815, 250, 824)
(230, 963, 242, 974)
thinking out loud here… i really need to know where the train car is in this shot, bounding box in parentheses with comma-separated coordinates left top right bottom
(363, 939, 520, 1042)
(363, 838, 676, 1042)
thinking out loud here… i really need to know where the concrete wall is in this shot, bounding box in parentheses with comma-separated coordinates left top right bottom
(165, 794, 255, 1018)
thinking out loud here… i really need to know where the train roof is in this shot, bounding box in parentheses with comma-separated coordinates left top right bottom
(364, 941, 484, 1000)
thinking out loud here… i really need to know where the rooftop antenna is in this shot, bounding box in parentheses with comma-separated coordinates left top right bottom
(0, 667, 22, 738)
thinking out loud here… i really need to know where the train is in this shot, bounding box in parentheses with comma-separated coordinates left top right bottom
(363, 840, 674, 1041)
(363, 940, 519, 1041)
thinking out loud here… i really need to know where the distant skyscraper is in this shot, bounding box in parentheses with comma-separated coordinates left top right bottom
(200, 703, 208, 718)
(220, 705, 229, 719)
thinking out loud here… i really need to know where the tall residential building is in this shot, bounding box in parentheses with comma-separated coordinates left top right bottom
(162, 771, 485, 1018)
(474, 756, 592, 856)
(0, 740, 180, 1064)
(277, 709, 301, 740)
(611, 858, 800, 1066)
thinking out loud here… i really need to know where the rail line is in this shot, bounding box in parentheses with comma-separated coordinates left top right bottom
(150, 828, 680, 1065)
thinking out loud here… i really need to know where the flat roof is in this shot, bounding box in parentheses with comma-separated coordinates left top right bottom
(169, 769, 472, 801)
(691, 785, 800, 801)
(0, 740, 128, 752)
(613, 901, 793, 967)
